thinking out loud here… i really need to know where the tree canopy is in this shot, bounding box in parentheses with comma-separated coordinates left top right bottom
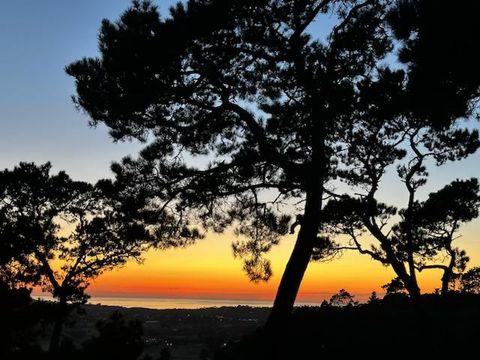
(67, 0, 480, 326)
(0, 162, 151, 302)
(322, 117, 479, 296)
(0, 162, 158, 352)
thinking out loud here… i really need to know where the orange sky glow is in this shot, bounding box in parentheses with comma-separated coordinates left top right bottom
(66, 222, 480, 304)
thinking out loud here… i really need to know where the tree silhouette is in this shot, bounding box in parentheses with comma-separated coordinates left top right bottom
(0, 281, 43, 357)
(328, 289, 358, 307)
(381, 277, 407, 296)
(388, 0, 480, 128)
(367, 291, 380, 304)
(0, 162, 153, 353)
(81, 312, 144, 360)
(0, 198, 40, 289)
(412, 179, 480, 294)
(66, 0, 480, 328)
(322, 133, 479, 298)
(458, 267, 480, 294)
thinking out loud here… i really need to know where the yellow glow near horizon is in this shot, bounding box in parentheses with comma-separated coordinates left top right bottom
(78, 222, 479, 303)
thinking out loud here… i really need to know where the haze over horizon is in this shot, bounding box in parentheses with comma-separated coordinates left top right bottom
(2, 0, 480, 304)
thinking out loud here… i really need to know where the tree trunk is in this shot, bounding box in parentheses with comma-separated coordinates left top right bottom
(441, 252, 456, 295)
(265, 184, 322, 331)
(49, 296, 68, 354)
(441, 272, 450, 295)
(392, 265, 420, 299)
(388, 261, 420, 299)
(406, 252, 421, 298)
(403, 148, 423, 301)
(368, 229, 421, 299)
(404, 276, 421, 300)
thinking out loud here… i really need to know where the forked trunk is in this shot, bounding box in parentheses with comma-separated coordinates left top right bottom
(404, 276, 421, 300)
(369, 232, 421, 300)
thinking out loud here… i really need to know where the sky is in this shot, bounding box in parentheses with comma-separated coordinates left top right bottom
(1, 0, 479, 304)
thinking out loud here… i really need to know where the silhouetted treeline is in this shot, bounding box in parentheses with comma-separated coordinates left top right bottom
(0, 288, 165, 360)
(0, 282, 43, 357)
(216, 293, 480, 359)
(4, 284, 480, 359)
(1, 283, 269, 360)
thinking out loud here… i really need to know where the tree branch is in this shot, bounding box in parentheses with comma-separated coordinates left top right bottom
(223, 101, 303, 177)
(331, 0, 375, 38)
(417, 264, 448, 272)
(348, 230, 389, 264)
(296, 0, 331, 35)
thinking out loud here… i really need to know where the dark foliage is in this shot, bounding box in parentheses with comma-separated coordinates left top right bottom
(0, 162, 156, 352)
(67, 0, 480, 327)
(0, 162, 151, 301)
(81, 312, 144, 360)
(0, 282, 43, 358)
(458, 267, 480, 294)
(388, 0, 480, 128)
(328, 288, 358, 307)
(216, 294, 480, 359)
(323, 145, 480, 297)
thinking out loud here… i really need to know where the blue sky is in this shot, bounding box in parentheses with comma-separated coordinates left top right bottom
(0, 1, 177, 182)
(0, 0, 478, 194)
(0, 0, 336, 182)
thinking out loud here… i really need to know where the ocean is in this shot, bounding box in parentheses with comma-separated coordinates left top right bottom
(32, 294, 275, 309)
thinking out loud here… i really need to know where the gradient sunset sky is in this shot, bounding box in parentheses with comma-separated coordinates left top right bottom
(1, 0, 479, 303)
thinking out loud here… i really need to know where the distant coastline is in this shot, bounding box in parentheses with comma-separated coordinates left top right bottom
(32, 293, 328, 309)
(32, 294, 275, 309)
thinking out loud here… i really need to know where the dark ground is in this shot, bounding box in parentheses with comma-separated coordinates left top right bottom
(217, 293, 480, 359)
(58, 304, 270, 359)
(5, 293, 480, 359)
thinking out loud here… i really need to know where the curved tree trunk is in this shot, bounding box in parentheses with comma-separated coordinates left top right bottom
(364, 222, 421, 299)
(265, 182, 322, 331)
(441, 249, 456, 295)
